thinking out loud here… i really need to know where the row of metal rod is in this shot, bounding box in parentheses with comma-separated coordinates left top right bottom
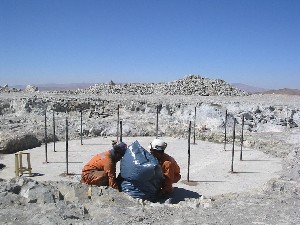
(43, 104, 161, 174)
(44, 105, 246, 176)
(186, 110, 246, 181)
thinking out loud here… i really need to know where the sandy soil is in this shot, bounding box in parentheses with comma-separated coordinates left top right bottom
(0, 136, 282, 200)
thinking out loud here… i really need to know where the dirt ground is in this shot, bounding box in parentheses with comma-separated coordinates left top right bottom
(0, 136, 282, 198)
(1, 92, 300, 224)
(1, 131, 299, 224)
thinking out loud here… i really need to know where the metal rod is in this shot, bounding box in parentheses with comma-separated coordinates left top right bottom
(286, 106, 289, 129)
(117, 104, 120, 141)
(80, 109, 83, 145)
(240, 115, 244, 161)
(224, 109, 228, 151)
(231, 118, 236, 172)
(44, 110, 48, 163)
(193, 106, 196, 144)
(53, 109, 56, 152)
(66, 117, 69, 175)
(187, 121, 191, 182)
(120, 121, 123, 142)
(156, 105, 159, 138)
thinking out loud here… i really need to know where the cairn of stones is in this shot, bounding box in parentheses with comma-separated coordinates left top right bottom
(72, 75, 248, 96)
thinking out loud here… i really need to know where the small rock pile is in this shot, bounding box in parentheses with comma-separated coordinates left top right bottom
(24, 85, 39, 93)
(0, 84, 20, 93)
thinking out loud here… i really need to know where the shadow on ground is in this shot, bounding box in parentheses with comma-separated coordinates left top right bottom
(171, 187, 202, 204)
(31, 172, 45, 177)
(0, 163, 6, 170)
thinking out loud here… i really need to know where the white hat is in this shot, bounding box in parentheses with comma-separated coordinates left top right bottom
(148, 139, 167, 151)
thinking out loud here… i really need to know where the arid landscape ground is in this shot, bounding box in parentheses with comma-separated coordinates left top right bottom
(1, 76, 300, 224)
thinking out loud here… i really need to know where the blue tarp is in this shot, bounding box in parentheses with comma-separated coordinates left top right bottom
(120, 140, 163, 202)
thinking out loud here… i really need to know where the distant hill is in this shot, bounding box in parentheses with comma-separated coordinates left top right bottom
(231, 83, 300, 96)
(231, 83, 269, 93)
(261, 88, 300, 96)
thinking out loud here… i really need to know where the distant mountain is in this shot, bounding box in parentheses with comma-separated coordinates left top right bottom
(231, 83, 300, 96)
(262, 88, 300, 96)
(231, 83, 269, 93)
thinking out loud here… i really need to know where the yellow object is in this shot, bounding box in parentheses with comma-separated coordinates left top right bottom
(15, 152, 32, 177)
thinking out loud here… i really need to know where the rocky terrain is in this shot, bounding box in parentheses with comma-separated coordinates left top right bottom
(1, 75, 300, 224)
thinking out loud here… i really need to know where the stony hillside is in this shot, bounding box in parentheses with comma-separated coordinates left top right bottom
(73, 75, 248, 96)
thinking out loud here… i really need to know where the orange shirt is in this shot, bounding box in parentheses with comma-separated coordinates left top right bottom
(81, 150, 119, 189)
(159, 153, 181, 195)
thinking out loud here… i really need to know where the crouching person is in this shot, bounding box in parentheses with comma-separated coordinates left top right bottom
(149, 139, 181, 203)
(81, 142, 127, 190)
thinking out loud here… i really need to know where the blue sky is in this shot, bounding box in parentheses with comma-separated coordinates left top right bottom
(1, 0, 299, 89)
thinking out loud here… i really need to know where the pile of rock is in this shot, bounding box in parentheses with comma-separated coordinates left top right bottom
(0, 84, 20, 93)
(24, 85, 38, 93)
(74, 75, 248, 96)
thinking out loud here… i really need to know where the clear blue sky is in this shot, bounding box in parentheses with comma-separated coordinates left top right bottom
(1, 0, 299, 89)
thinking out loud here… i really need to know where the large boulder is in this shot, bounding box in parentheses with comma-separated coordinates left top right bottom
(0, 133, 41, 154)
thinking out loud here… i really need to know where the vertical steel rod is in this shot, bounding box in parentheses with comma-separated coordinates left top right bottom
(53, 109, 56, 152)
(80, 109, 83, 145)
(120, 121, 123, 142)
(117, 104, 120, 142)
(44, 110, 48, 163)
(286, 106, 289, 129)
(187, 121, 191, 182)
(231, 118, 236, 173)
(193, 106, 196, 144)
(240, 115, 244, 161)
(224, 109, 228, 151)
(66, 117, 69, 175)
(156, 105, 159, 138)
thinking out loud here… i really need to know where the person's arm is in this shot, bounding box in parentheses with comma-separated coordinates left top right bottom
(161, 161, 175, 195)
(104, 157, 119, 189)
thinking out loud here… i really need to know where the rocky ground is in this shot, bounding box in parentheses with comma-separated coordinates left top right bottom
(1, 75, 300, 224)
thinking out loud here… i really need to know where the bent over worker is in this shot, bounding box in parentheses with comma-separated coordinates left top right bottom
(148, 139, 181, 197)
(81, 142, 127, 190)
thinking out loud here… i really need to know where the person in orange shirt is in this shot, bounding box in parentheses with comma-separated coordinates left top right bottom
(81, 142, 127, 190)
(148, 139, 181, 199)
